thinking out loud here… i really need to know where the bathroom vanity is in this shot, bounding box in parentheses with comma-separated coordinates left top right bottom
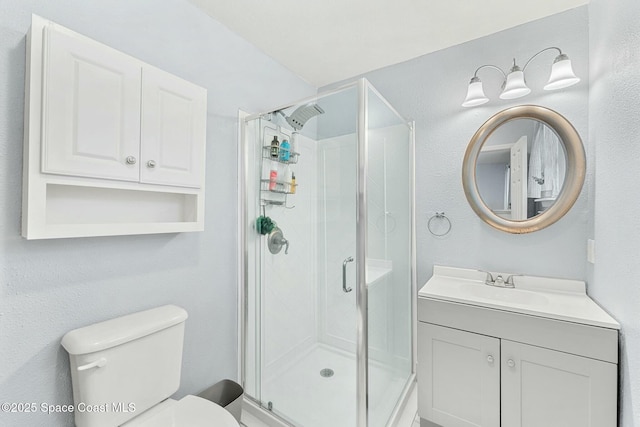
(417, 266, 619, 427)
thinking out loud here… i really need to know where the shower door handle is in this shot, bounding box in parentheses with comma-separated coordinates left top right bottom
(342, 257, 354, 293)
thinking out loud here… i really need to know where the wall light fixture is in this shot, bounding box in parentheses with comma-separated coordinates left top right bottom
(462, 47, 580, 108)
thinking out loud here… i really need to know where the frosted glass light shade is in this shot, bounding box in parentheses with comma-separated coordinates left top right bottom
(500, 70, 531, 99)
(544, 56, 580, 90)
(462, 78, 489, 107)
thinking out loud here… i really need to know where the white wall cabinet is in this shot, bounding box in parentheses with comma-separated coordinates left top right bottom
(23, 15, 207, 239)
(41, 24, 143, 182)
(140, 67, 206, 188)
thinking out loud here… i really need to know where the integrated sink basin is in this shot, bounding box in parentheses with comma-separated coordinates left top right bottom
(419, 266, 620, 329)
(459, 282, 549, 306)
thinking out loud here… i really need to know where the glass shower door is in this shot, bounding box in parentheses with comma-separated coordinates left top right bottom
(254, 86, 361, 427)
(365, 85, 414, 427)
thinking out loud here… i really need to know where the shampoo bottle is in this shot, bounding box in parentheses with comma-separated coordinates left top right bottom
(270, 136, 279, 158)
(280, 139, 291, 162)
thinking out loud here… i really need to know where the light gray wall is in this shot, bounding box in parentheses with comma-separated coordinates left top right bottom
(324, 7, 590, 287)
(0, 1, 315, 426)
(589, 0, 640, 425)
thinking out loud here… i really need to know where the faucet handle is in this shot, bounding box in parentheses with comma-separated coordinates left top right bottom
(505, 274, 521, 288)
(484, 272, 495, 285)
(494, 275, 505, 286)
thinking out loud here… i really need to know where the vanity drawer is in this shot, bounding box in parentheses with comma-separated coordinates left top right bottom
(418, 297, 618, 363)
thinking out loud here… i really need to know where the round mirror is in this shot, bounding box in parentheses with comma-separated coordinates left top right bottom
(462, 105, 585, 233)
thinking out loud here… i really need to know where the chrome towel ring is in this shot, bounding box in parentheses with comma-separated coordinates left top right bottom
(428, 212, 452, 237)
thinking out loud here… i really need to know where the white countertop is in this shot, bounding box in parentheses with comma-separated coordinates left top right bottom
(419, 266, 620, 330)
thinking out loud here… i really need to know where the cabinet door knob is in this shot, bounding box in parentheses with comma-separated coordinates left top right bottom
(487, 355, 494, 364)
(126, 156, 137, 165)
(147, 160, 157, 168)
(507, 359, 516, 368)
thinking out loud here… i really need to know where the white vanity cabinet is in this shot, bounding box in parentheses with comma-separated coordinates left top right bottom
(417, 266, 620, 427)
(419, 323, 617, 427)
(23, 15, 207, 239)
(418, 323, 500, 427)
(501, 339, 617, 427)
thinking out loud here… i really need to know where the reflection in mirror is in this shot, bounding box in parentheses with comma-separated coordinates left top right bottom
(475, 119, 566, 220)
(463, 105, 585, 234)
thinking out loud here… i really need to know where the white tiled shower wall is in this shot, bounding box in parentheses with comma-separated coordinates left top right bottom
(316, 134, 358, 352)
(261, 127, 318, 380)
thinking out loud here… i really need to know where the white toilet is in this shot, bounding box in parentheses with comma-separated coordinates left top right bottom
(61, 305, 240, 427)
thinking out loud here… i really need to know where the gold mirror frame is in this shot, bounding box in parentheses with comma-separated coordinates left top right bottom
(462, 105, 586, 234)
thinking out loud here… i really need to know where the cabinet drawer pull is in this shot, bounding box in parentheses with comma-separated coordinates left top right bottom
(487, 355, 494, 364)
(147, 160, 157, 168)
(507, 359, 516, 368)
(125, 156, 137, 165)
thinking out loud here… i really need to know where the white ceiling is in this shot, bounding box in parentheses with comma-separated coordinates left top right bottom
(189, 0, 588, 87)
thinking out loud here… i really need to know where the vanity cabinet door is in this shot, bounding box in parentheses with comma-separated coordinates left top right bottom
(501, 340, 617, 427)
(418, 323, 500, 427)
(41, 24, 142, 182)
(139, 67, 207, 188)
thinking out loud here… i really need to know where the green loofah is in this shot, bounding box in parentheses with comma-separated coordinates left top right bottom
(256, 216, 275, 235)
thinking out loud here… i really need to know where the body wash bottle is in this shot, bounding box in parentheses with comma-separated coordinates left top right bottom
(269, 161, 278, 190)
(284, 166, 293, 193)
(290, 172, 296, 194)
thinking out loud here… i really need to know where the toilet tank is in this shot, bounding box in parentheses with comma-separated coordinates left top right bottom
(61, 305, 188, 427)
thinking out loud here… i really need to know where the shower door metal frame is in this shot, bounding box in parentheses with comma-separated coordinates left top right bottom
(238, 78, 416, 427)
(355, 78, 369, 427)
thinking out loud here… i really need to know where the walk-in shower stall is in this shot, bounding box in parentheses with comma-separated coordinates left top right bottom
(240, 79, 416, 427)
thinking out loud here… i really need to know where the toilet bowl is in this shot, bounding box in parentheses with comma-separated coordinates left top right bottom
(121, 396, 237, 427)
(61, 305, 240, 427)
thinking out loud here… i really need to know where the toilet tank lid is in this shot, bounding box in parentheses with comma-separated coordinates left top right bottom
(62, 305, 188, 355)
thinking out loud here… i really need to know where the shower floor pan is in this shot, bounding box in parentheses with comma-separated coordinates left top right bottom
(262, 344, 407, 427)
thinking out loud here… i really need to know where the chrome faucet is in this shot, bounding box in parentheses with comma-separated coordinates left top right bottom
(484, 272, 519, 288)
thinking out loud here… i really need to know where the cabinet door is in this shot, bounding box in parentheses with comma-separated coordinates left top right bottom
(501, 340, 617, 427)
(140, 67, 207, 188)
(418, 323, 500, 427)
(41, 25, 142, 181)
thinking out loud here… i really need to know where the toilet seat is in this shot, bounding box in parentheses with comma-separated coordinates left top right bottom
(122, 395, 240, 427)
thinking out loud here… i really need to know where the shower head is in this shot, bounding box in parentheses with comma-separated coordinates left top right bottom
(278, 104, 325, 131)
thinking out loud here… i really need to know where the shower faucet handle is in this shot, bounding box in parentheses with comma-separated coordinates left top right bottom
(267, 227, 289, 255)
